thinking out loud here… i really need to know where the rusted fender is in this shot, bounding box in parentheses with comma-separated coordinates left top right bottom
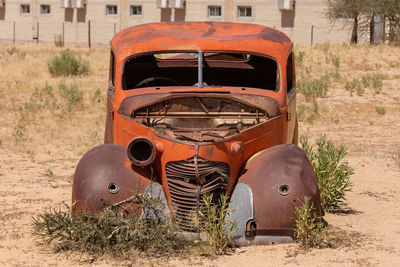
(227, 144, 321, 245)
(72, 144, 151, 215)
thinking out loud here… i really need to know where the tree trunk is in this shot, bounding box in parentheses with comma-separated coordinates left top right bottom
(351, 16, 358, 44)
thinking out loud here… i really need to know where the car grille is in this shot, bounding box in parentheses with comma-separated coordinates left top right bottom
(165, 157, 230, 231)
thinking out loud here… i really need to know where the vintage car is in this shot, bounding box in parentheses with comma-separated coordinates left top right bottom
(72, 22, 321, 246)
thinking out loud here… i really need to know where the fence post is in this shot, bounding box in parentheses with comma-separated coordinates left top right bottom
(88, 20, 91, 49)
(311, 25, 314, 46)
(62, 22, 65, 47)
(37, 21, 39, 44)
(13, 21, 15, 45)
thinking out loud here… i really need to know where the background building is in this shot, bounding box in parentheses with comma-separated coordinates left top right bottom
(0, 0, 351, 46)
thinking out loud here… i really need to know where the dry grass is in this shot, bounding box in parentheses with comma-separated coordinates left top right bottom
(0, 44, 108, 160)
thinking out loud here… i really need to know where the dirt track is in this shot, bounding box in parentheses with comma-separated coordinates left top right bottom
(0, 44, 399, 266)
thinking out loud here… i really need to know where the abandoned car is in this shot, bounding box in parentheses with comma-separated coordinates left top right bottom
(72, 22, 321, 245)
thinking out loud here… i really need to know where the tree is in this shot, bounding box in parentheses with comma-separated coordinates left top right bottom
(326, 0, 367, 44)
(326, 0, 400, 44)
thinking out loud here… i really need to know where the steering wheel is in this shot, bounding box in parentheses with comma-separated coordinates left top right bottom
(134, 77, 181, 88)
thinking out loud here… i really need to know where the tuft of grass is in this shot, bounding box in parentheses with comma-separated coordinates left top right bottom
(32, 196, 198, 257)
(6, 46, 18, 55)
(393, 151, 400, 169)
(376, 106, 386, 115)
(58, 82, 83, 114)
(90, 88, 102, 104)
(199, 193, 237, 254)
(294, 196, 326, 248)
(297, 73, 330, 101)
(295, 51, 305, 65)
(361, 74, 383, 94)
(54, 34, 64, 48)
(300, 136, 354, 212)
(12, 82, 83, 142)
(48, 50, 89, 77)
(297, 100, 320, 124)
(345, 79, 363, 96)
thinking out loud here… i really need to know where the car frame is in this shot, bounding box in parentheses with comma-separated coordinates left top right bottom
(72, 22, 321, 246)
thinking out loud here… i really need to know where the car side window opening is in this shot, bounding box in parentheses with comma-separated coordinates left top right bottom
(122, 51, 279, 91)
(286, 52, 295, 92)
(109, 50, 115, 87)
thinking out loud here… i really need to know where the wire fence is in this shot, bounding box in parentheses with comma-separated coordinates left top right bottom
(0, 20, 119, 47)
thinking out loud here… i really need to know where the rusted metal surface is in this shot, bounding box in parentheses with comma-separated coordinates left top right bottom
(72, 144, 151, 215)
(166, 157, 230, 230)
(72, 22, 321, 242)
(237, 144, 321, 237)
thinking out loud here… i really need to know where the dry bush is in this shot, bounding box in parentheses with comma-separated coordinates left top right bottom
(32, 196, 199, 257)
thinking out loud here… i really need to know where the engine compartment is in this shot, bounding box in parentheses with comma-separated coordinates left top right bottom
(131, 96, 274, 142)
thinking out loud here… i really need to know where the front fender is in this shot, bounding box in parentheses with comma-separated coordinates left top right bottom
(72, 144, 152, 215)
(227, 144, 321, 245)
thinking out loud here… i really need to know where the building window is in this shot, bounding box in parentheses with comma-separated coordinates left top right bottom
(106, 5, 118, 16)
(208, 6, 222, 17)
(238, 6, 252, 18)
(130, 5, 142, 16)
(20, 4, 30, 14)
(40, 4, 51, 15)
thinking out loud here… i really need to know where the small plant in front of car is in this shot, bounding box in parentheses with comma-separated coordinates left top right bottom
(48, 50, 89, 77)
(294, 196, 326, 248)
(300, 136, 354, 212)
(199, 193, 237, 254)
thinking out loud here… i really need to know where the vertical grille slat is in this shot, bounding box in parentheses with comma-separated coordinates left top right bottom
(165, 157, 230, 231)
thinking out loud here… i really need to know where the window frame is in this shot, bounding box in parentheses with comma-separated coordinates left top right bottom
(237, 6, 252, 18)
(106, 5, 118, 16)
(121, 50, 282, 92)
(208, 5, 222, 18)
(130, 5, 142, 16)
(20, 4, 30, 15)
(40, 4, 51, 15)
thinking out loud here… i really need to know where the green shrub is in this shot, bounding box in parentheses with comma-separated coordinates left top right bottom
(300, 136, 353, 212)
(48, 50, 89, 77)
(199, 193, 237, 254)
(294, 196, 326, 248)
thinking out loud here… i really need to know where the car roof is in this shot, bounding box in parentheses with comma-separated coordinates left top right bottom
(111, 22, 293, 63)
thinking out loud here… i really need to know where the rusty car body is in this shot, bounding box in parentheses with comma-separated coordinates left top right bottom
(72, 22, 321, 246)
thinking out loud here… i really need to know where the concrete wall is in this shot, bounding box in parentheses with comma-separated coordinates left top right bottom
(0, 0, 352, 46)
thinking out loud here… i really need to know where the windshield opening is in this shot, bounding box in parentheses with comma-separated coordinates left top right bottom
(122, 51, 279, 91)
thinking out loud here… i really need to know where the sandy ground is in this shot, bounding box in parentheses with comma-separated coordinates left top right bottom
(0, 44, 399, 266)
